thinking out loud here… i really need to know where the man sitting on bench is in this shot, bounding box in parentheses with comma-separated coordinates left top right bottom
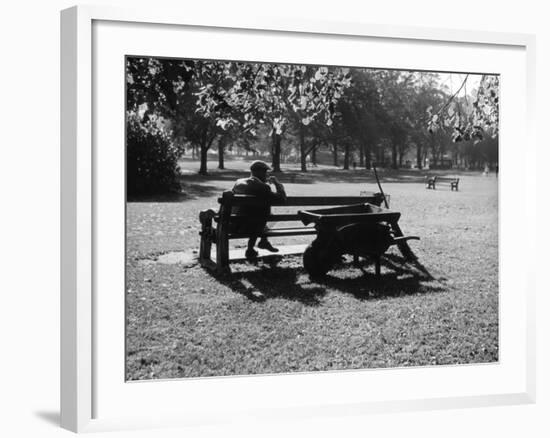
(232, 160, 287, 260)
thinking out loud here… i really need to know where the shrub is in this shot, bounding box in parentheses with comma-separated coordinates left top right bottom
(127, 114, 182, 196)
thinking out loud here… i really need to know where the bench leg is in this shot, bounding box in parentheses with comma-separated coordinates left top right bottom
(215, 201, 232, 275)
(198, 209, 218, 270)
(198, 210, 213, 265)
(215, 234, 230, 275)
(199, 233, 212, 266)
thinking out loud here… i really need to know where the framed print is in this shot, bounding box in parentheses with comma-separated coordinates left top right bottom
(61, 4, 536, 433)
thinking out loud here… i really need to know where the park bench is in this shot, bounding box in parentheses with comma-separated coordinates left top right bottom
(425, 175, 459, 191)
(199, 190, 390, 274)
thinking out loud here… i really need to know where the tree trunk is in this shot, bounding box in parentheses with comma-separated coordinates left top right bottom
(311, 146, 317, 166)
(271, 132, 282, 173)
(416, 143, 423, 169)
(364, 142, 371, 169)
(430, 135, 437, 167)
(377, 145, 384, 166)
(332, 143, 338, 167)
(199, 143, 208, 175)
(359, 143, 365, 167)
(299, 124, 307, 172)
(343, 143, 350, 170)
(391, 142, 398, 169)
(217, 137, 225, 170)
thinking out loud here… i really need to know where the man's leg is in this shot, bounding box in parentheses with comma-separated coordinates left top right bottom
(245, 235, 259, 259)
(233, 219, 258, 260)
(256, 217, 279, 253)
(257, 234, 279, 253)
(247, 235, 257, 251)
(245, 218, 278, 256)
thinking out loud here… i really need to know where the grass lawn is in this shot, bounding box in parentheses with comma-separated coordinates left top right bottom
(126, 158, 498, 380)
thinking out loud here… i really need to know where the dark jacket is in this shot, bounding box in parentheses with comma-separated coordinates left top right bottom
(231, 176, 286, 234)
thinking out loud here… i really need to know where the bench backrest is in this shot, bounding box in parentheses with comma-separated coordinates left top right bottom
(426, 175, 459, 182)
(218, 190, 384, 223)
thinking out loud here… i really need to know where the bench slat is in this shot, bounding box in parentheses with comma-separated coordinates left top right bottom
(265, 226, 315, 232)
(216, 214, 302, 223)
(267, 214, 300, 222)
(219, 194, 380, 206)
(426, 176, 459, 182)
(229, 228, 318, 239)
(280, 196, 379, 206)
(229, 213, 301, 222)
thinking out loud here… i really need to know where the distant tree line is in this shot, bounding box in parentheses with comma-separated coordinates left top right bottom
(126, 57, 499, 195)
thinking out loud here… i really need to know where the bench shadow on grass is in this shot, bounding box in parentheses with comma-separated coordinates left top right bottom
(211, 262, 329, 306)
(208, 253, 444, 305)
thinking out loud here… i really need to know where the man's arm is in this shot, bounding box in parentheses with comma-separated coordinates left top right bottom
(267, 176, 286, 201)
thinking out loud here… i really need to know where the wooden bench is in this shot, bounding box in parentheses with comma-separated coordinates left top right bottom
(425, 175, 459, 191)
(199, 190, 388, 274)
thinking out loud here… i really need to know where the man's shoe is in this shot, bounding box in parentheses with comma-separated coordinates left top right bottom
(245, 248, 259, 260)
(257, 240, 279, 253)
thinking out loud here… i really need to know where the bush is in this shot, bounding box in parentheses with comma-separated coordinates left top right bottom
(127, 114, 182, 196)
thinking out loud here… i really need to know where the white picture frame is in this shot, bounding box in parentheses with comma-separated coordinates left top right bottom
(60, 4, 536, 433)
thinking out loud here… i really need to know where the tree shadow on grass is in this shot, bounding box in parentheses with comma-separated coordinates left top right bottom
(179, 167, 458, 187)
(207, 252, 444, 304)
(179, 182, 225, 199)
(299, 168, 466, 185)
(181, 169, 317, 185)
(127, 183, 223, 202)
(180, 169, 244, 182)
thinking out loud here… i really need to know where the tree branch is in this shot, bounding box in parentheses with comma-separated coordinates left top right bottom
(435, 74, 469, 117)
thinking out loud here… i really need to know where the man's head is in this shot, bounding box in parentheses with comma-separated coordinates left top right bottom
(250, 160, 271, 182)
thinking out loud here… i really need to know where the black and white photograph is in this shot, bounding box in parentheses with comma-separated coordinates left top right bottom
(5, 0, 550, 435)
(125, 56, 499, 380)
